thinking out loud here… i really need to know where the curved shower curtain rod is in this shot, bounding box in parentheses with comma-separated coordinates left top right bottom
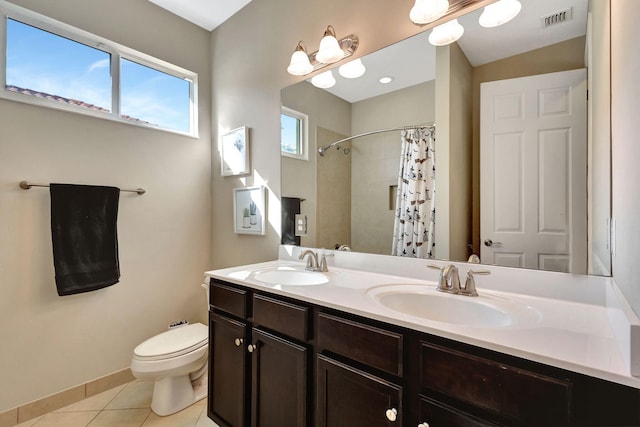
(317, 123, 435, 156)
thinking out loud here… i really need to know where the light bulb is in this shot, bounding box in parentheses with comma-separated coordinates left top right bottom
(315, 26, 345, 64)
(479, 0, 522, 28)
(311, 70, 336, 88)
(410, 0, 449, 25)
(287, 42, 313, 76)
(428, 19, 464, 46)
(339, 59, 366, 79)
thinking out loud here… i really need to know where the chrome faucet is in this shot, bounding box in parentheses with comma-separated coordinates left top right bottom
(300, 249, 330, 272)
(299, 250, 319, 271)
(428, 264, 490, 297)
(429, 264, 461, 293)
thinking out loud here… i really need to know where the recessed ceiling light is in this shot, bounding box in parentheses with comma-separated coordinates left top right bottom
(379, 76, 394, 84)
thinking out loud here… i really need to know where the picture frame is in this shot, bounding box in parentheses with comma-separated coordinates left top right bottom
(233, 186, 266, 235)
(221, 126, 250, 176)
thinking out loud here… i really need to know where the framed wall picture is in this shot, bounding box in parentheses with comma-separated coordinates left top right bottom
(233, 186, 266, 235)
(221, 126, 250, 176)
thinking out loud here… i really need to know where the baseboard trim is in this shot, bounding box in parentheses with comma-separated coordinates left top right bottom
(0, 368, 135, 427)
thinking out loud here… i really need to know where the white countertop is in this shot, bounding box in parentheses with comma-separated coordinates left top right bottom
(205, 248, 640, 389)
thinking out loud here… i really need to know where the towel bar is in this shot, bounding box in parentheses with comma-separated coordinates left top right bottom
(19, 180, 146, 195)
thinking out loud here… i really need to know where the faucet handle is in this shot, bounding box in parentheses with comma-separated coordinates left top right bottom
(319, 253, 334, 272)
(463, 269, 490, 296)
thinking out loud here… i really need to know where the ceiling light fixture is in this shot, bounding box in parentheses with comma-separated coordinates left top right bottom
(311, 70, 336, 88)
(428, 18, 464, 46)
(286, 26, 359, 76)
(479, 0, 522, 28)
(379, 76, 394, 84)
(339, 58, 366, 79)
(409, 0, 450, 25)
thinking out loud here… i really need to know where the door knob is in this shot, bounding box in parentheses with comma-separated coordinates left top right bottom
(385, 408, 398, 422)
(234, 338, 243, 347)
(248, 344, 257, 353)
(418, 423, 430, 427)
(484, 239, 502, 247)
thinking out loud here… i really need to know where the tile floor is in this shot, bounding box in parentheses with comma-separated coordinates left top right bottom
(15, 380, 219, 427)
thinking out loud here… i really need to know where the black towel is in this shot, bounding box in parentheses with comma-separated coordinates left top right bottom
(281, 197, 301, 246)
(50, 183, 120, 296)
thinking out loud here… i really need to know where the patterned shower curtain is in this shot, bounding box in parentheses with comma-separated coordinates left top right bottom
(391, 127, 436, 258)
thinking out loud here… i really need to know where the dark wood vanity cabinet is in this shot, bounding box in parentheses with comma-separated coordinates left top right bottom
(208, 280, 311, 427)
(208, 279, 640, 427)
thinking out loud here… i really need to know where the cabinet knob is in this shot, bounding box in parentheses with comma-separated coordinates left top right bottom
(418, 423, 430, 427)
(234, 338, 243, 347)
(248, 344, 257, 353)
(385, 408, 398, 422)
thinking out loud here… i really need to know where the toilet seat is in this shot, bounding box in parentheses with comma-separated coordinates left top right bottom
(134, 323, 208, 361)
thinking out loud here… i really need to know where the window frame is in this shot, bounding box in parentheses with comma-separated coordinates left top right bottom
(281, 106, 309, 161)
(0, 0, 198, 137)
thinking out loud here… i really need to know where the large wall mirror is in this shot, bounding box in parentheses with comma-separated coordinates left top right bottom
(281, 0, 611, 276)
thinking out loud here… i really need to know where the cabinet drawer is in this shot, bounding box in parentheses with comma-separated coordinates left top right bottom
(252, 294, 310, 342)
(317, 312, 403, 376)
(420, 342, 572, 425)
(210, 281, 247, 319)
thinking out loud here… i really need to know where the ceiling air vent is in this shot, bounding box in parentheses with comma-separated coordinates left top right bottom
(541, 7, 573, 28)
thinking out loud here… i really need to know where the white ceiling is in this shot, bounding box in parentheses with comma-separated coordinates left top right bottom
(147, 0, 252, 31)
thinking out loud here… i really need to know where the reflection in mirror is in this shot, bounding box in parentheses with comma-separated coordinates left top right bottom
(281, 0, 611, 276)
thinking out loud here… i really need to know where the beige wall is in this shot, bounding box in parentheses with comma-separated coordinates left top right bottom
(588, 0, 612, 275)
(316, 127, 351, 250)
(0, 0, 212, 412)
(435, 42, 473, 261)
(611, 0, 640, 315)
(351, 81, 436, 254)
(281, 82, 351, 247)
(470, 36, 587, 254)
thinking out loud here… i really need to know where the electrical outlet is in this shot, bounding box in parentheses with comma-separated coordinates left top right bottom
(295, 214, 307, 236)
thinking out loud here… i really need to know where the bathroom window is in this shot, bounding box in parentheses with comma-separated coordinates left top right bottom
(0, 3, 198, 137)
(281, 106, 309, 160)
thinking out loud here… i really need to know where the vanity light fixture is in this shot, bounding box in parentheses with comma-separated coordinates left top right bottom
(311, 70, 336, 88)
(287, 41, 314, 76)
(316, 25, 346, 64)
(338, 58, 366, 79)
(286, 26, 359, 76)
(479, 0, 522, 28)
(410, 0, 450, 25)
(428, 18, 464, 46)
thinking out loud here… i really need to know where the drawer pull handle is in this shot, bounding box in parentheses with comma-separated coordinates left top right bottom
(418, 423, 430, 427)
(248, 344, 257, 353)
(385, 408, 398, 422)
(234, 338, 243, 347)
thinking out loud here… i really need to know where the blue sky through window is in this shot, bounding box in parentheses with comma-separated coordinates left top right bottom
(6, 18, 192, 133)
(281, 113, 301, 155)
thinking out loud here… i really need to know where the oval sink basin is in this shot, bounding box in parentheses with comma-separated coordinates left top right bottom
(254, 268, 329, 286)
(367, 284, 540, 328)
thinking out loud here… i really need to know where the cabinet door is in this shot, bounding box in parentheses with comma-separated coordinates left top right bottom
(251, 328, 308, 427)
(209, 312, 248, 427)
(317, 354, 402, 427)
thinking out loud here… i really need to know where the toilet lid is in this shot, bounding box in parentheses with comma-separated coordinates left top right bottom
(134, 323, 208, 360)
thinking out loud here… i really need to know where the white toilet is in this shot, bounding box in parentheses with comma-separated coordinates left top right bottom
(130, 284, 209, 416)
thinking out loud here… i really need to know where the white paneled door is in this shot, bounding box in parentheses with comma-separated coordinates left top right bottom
(480, 69, 587, 273)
